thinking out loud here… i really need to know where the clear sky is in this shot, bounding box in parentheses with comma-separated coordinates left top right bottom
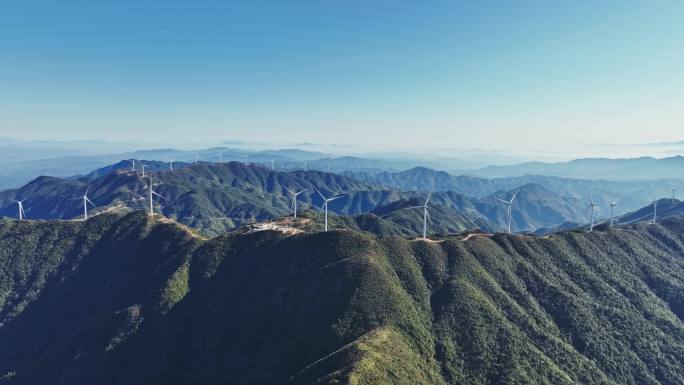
(1, 1, 683, 152)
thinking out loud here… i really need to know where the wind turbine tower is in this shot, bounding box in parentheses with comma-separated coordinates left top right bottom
(14, 199, 26, 220)
(146, 175, 165, 216)
(219, 151, 223, 163)
(313, 186, 345, 232)
(283, 186, 305, 218)
(402, 192, 433, 239)
(495, 191, 518, 234)
(673, 188, 677, 203)
(652, 198, 658, 224)
(609, 199, 618, 228)
(130, 160, 136, 172)
(77, 188, 96, 220)
(169, 161, 174, 171)
(420, 192, 432, 239)
(587, 190, 598, 232)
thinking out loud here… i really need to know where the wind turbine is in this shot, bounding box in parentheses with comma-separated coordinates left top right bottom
(243, 154, 249, 165)
(609, 199, 619, 228)
(652, 198, 658, 224)
(283, 186, 305, 218)
(194, 153, 198, 164)
(400, 192, 434, 239)
(169, 160, 174, 171)
(219, 151, 223, 163)
(673, 187, 677, 203)
(271, 159, 275, 171)
(141, 163, 145, 177)
(588, 190, 598, 232)
(130, 159, 136, 172)
(145, 174, 166, 216)
(313, 186, 345, 232)
(14, 198, 27, 220)
(495, 191, 518, 234)
(76, 188, 96, 220)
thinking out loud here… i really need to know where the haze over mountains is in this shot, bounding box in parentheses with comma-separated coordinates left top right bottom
(0, 160, 612, 235)
(0, 144, 683, 385)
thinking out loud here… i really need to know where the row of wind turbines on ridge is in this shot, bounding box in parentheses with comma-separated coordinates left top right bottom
(8, 159, 680, 237)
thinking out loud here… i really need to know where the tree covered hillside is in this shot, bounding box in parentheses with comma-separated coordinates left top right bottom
(0, 213, 682, 384)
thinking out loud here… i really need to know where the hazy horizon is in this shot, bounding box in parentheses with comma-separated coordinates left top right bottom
(2, 1, 684, 152)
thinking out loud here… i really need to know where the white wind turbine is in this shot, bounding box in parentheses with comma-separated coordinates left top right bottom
(144, 174, 166, 216)
(194, 153, 198, 164)
(400, 192, 434, 239)
(652, 197, 658, 224)
(673, 187, 677, 203)
(609, 199, 619, 228)
(75, 187, 96, 220)
(219, 151, 223, 163)
(283, 186, 305, 218)
(313, 186, 345, 232)
(130, 159, 136, 172)
(14, 198, 27, 220)
(271, 159, 275, 171)
(495, 191, 518, 234)
(141, 163, 145, 177)
(169, 160, 174, 171)
(587, 189, 598, 232)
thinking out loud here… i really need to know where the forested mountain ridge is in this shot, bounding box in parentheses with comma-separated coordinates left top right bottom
(0, 162, 400, 233)
(0, 212, 682, 384)
(0, 162, 581, 235)
(348, 166, 684, 215)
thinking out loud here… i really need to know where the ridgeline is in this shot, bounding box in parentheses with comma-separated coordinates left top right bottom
(0, 212, 682, 384)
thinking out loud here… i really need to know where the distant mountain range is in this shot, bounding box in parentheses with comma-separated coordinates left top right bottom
(0, 211, 682, 384)
(0, 161, 598, 234)
(349, 166, 684, 215)
(0, 146, 479, 190)
(4, 141, 684, 192)
(617, 198, 684, 225)
(470, 156, 684, 180)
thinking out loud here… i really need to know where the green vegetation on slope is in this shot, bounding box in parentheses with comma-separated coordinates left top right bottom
(0, 213, 682, 384)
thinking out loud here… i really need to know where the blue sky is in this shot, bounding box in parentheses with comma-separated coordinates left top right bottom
(1, 1, 683, 152)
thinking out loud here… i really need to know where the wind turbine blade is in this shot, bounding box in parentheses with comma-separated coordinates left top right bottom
(426, 209, 434, 225)
(495, 198, 509, 204)
(425, 191, 433, 205)
(151, 191, 166, 200)
(400, 206, 424, 211)
(510, 190, 518, 203)
(296, 190, 306, 195)
(316, 205, 325, 221)
(283, 186, 295, 195)
(312, 185, 326, 200)
(327, 195, 345, 202)
(86, 197, 96, 207)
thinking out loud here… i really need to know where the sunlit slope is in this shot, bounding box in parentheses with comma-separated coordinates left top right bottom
(0, 213, 682, 384)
